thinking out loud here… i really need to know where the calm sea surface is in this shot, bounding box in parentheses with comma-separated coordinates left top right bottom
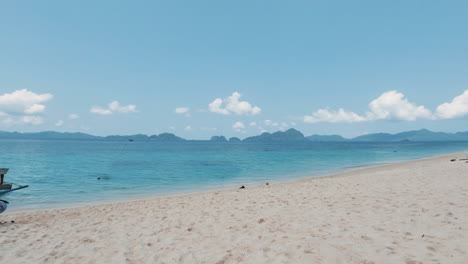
(1, 139, 467, 211)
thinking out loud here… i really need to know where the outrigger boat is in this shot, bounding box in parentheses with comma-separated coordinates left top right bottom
(0, 168, 29, 195)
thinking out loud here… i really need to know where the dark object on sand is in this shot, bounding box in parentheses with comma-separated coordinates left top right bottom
(239, 186, 245, 189)
(422, 234, 425, 238)
(450, 159, 456, 162)
(0, 200, 9, 214)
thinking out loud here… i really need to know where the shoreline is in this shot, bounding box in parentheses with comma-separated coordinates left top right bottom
(1, 151, 468, 263)
(6, 151, 466, 215)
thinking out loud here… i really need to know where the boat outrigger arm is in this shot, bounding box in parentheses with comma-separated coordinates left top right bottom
(0, 185, 29, 195)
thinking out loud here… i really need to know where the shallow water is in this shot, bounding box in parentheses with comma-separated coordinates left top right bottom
(1, 139, 467, 211)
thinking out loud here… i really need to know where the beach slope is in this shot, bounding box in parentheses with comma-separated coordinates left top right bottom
(1, 153, 468, 263)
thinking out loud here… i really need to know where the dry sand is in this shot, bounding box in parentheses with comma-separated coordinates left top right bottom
(1, 153, 468, 264)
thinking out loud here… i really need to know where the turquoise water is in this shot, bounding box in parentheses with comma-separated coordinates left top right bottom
(1, 139, 467, 211)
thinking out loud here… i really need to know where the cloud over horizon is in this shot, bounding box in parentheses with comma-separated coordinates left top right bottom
(0, 89, 53, 126)
(232, 121, 245, 132)
(90, 101, 138, 115)
(304, 108, 366, 123)
(209, 92, 261, 115)
(21, 115, 44, 125)
(304, 90, 468, 123)
(0, 89, 53, 116)
(435, 90, 468, 119)
(367, 91, 433, 121)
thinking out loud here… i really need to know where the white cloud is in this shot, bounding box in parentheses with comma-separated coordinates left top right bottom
(184, 125, 192, 131)
(304, 91, 432, 123)
(1, 115, 45, 126)
(90, 106, 112, 115)
(22, 115, 44, 125)
(109, 101, 138, 113)
(209, 98, 230, 115)
(200, 127, 218, 131)
(279, 122, 289, 130)
(169, 126, 176, 130)
(249, 121, 257, 126)
(257, 119, 290, 130)
(435, 90, 468, 119)
(0, 89, 53, 115)
(55, 120, 64, 127)
(232, 121, 245, 132)
(175, 107, 191, 117)
(68, 114, 79, 119)
(25, 104, 46, 114)
(209, 92, 261, 115)
(304, 108, 366, 123)
(2, 117, 14, 125)
(367, 91, 432, 121)
(90, 101, 138, 115)
(263, 119, 283, 127)
(175, 107, 189, 114)
(233, 121, 247, 133)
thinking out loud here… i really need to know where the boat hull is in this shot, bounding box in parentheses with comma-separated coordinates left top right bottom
(0, 184, 12, 190)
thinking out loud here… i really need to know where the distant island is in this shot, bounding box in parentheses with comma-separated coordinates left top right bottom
(243, 128, 307, 142)
(1, 128, 468, 142)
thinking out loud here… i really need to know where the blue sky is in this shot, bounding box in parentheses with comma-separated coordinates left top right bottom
(1, 1, 468, 139)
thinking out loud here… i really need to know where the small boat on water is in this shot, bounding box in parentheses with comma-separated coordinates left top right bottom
(0, 168, 29, 195)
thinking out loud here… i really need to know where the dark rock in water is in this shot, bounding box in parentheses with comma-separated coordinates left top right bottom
(239, 186, 245, 189)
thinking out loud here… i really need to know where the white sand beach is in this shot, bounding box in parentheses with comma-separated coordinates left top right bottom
(1, 153, 468, 263)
